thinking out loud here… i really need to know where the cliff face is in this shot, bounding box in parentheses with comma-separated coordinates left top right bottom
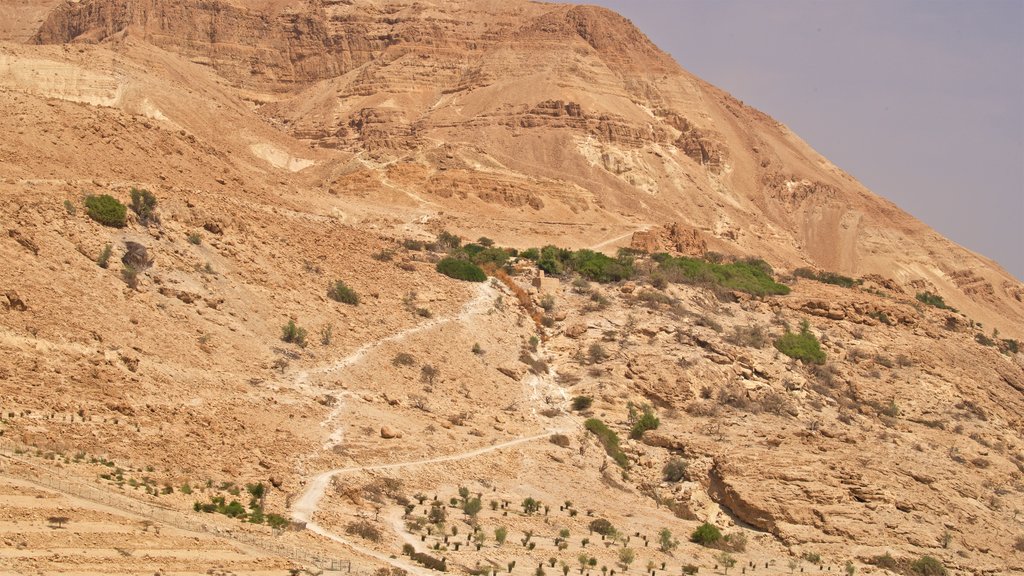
(20, 0, 1024, 336)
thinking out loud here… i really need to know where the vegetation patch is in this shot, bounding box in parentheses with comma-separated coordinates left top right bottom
(328, 280, 360, 305)
(652, 253, 789, 296)
(775, 320, 826, 364)
(690, 522, 722, 546)
(437, 258, 487, 282)
(916, 291, 954, 311)
(794, 267, 860, 288)
(584, 418, 628, 468)
(84, 194, 127, 228)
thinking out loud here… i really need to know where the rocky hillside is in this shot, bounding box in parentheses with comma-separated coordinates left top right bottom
(1, 1, 1022, 575)
(24, 0, 1024, 338)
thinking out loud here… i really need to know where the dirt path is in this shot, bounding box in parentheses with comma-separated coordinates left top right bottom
(288, 279, 567, 574)
(590, 227, 647, 251)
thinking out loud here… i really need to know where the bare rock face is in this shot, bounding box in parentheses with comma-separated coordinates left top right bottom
(3, 290, 27, 312)
(631, 224, 708, 257)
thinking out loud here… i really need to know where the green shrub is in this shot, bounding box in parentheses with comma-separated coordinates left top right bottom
(653, 253, 789, 296)
(774, 320, 826, 364)
(628, 404, 660, 439)
(97, 244, 112, 269)
(571, 396, 593, 411)
(584, 418, 628, 468)
(436, 258, 487, 282)
(571, 249, 634, 283)
(129, 188, 157, 225)
(266, 513, 289, 529)
(187, 232, 202, 245)
(281, 320, 307, 348)
(916, 291, 952, 310)
(84, 194, 127, 227)
(690, 522, 722, 546)
(328, 280, 360, 305)
(911, 556, 946, 576)
(63, 199, 76, 215)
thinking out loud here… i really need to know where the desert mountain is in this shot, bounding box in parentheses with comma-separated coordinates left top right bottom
(1, 1, 1022, 575)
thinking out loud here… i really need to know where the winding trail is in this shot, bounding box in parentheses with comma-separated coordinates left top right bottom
(288, 280, 563, 573)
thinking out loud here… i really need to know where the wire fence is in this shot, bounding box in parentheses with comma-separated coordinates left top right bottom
(0, 437, 352, 573)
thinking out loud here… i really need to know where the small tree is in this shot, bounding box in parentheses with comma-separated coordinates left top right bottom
(617, 548, 635, 572)
(717, 552, 736, 574)
(522, 497, 540, 515)
(47, 516, 70, 529)
(463, 497, 482, 518)
(495, 526, 508, 546)
(657, 528, 678, 553)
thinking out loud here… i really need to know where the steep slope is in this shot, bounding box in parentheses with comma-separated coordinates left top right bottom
(28, 0, 1024, 338)
(2, 1, 1023, 575)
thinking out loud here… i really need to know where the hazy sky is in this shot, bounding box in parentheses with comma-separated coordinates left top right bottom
(556, 0, 1024, 279)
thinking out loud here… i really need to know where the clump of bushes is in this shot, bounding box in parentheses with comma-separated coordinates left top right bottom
(345, 519, 383, 542)
(522, 246, 634, 282)
(775, 320, 826, 364)
(584, 418, 628, 468)
(328, 280, 360, 305)
(794, 267, 860, 288)
(690, 522, 722, 546)
(84, 194, 127, 227)
(436, 258, 487, 282)
(911, 556, 946, 576)
(653, 253, 789, 296)
(916, 291, 953, 311)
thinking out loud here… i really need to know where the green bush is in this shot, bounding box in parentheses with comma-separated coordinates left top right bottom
(916, 291, 952, 310)
(130, 188, 157, 225)
(328, 280, 360, 305)
(571, 396, 593, 411)
(84, 194, 127, 227)
(775, 320, 826, 364)
(436, 258, 487, 282)
(628, 404, 660, 439)
(571, 249, 634, 282)
(282, 320, 308, 348)
(911, 556, 946, 576)
(584, 418, 628, 468)
(690, 522, 722, 546)
(653, 253, 789, 296)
